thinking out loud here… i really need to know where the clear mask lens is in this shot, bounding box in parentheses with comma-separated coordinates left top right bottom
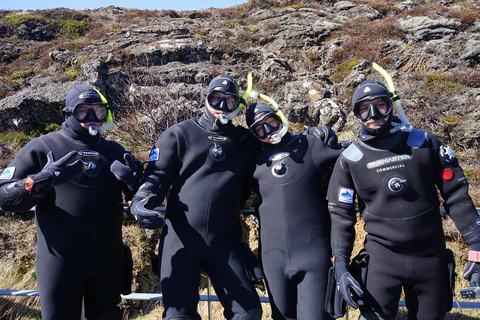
(208, 93, 239, 112)
(356, 100, 391, 121)
(74, 104, 108, 122)
(251, 115, 281, 139)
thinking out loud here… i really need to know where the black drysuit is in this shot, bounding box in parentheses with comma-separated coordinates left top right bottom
(249, 132, 341, 320)
(141, 110, 262, 320)
(327, 129, 480, 320)
(0, 122, 132, 320)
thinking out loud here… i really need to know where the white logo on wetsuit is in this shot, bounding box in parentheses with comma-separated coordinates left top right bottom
(208, 135, 228, 141)
(77, 150, 99, 156)
(269, 152, 290, 161)
(376, 164, 405, 173)
(366, 155, 412, 169)
(440, 145, 455, 163)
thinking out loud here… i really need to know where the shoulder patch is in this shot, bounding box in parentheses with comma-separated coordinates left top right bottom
(342, 143, 363, 162)
(148, 148, 159, 162)
(338, 187, 355, 204)
(439, 145, 455, 163)
(0, 167, 15, 180)
(406, 129, 427, 148)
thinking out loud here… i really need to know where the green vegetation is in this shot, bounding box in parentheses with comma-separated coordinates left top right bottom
(332, 59, 358, 83)
(0, 130, 33, 152)
(1, 9, 93, 40)
(11, 69, 33, 80)
(423, 74, 465, 97)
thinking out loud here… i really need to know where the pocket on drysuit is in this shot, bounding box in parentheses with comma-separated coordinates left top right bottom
(240, 242, 265, 284)
(122, 245, 133, 295)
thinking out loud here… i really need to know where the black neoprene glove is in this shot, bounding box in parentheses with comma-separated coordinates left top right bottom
(130, 179, 165, 230)
(110, 153, 139, 187)
(334, 255, 364, 309)
(304, 125, 340, 149)
(26, 151, 83, 196)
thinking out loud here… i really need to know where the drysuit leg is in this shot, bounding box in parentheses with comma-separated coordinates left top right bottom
(207, 243, 262, 320)
(36, 256, 84, 320)
(359, 246, 404, 320)
(160, 242, 203, 320)
(403, 254, 448, 320)
(263, 270, 296, 320)
(360, 246, 448, 320)
(83, 271, 123, 320)
(296, 258, 332, 320)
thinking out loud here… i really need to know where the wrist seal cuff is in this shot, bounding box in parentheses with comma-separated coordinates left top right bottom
(468, 250, 480, 262)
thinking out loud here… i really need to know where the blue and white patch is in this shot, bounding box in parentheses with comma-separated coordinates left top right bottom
(149, 148, 159, 162)
(0, 167, 15, 180)
(475, 217, 480, 227)
(338, 187, 354, 204)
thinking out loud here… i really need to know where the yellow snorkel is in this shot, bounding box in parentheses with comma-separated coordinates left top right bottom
(93, 88, 113, 133)
(372, 63, 412, 133)
(248, 78, 288, 144)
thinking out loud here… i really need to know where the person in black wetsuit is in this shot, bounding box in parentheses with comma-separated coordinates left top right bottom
(245, 103, 342, 320)
(327, 80, 480, 320)
(0, 85, 139, 320)
(130, 75, 264, 320)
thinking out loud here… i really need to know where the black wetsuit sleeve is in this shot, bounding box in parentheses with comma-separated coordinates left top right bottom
(313, 138, 343, 188)
(0, 138, 50, 211)
(140, 125, 185, 207)
(241, 157, 258, 209)
(429, 133, 480, 246)
(327, 154, 357, 259)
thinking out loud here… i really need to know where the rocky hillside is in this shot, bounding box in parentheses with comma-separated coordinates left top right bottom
(1, 0, 480, 318)
(2, 0, 480, 200)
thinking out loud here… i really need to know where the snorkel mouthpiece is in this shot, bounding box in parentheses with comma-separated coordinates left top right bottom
(219, 114, 229, 124)
(88, 125, 99, 136)
(270, 133, 282, 144)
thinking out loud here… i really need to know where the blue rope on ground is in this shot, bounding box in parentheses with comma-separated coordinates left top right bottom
(1, 290, 479, 309)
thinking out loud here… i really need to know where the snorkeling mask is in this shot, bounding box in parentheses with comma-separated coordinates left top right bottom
(64, 85, 113, 136)
(205, 75, 247, 124)
(352, 80, 392, 122)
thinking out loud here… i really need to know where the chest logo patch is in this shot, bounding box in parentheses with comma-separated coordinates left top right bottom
(366, 155, 412, 169)
(208, 135, 228, 141)
(78, 150, 99, 157)
(338, 187, 354, 204)
(0, 167, 15, 180)
(269, 152, 290, 162)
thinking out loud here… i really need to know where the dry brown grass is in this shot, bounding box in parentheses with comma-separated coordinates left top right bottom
(2, 209, 480, 319)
